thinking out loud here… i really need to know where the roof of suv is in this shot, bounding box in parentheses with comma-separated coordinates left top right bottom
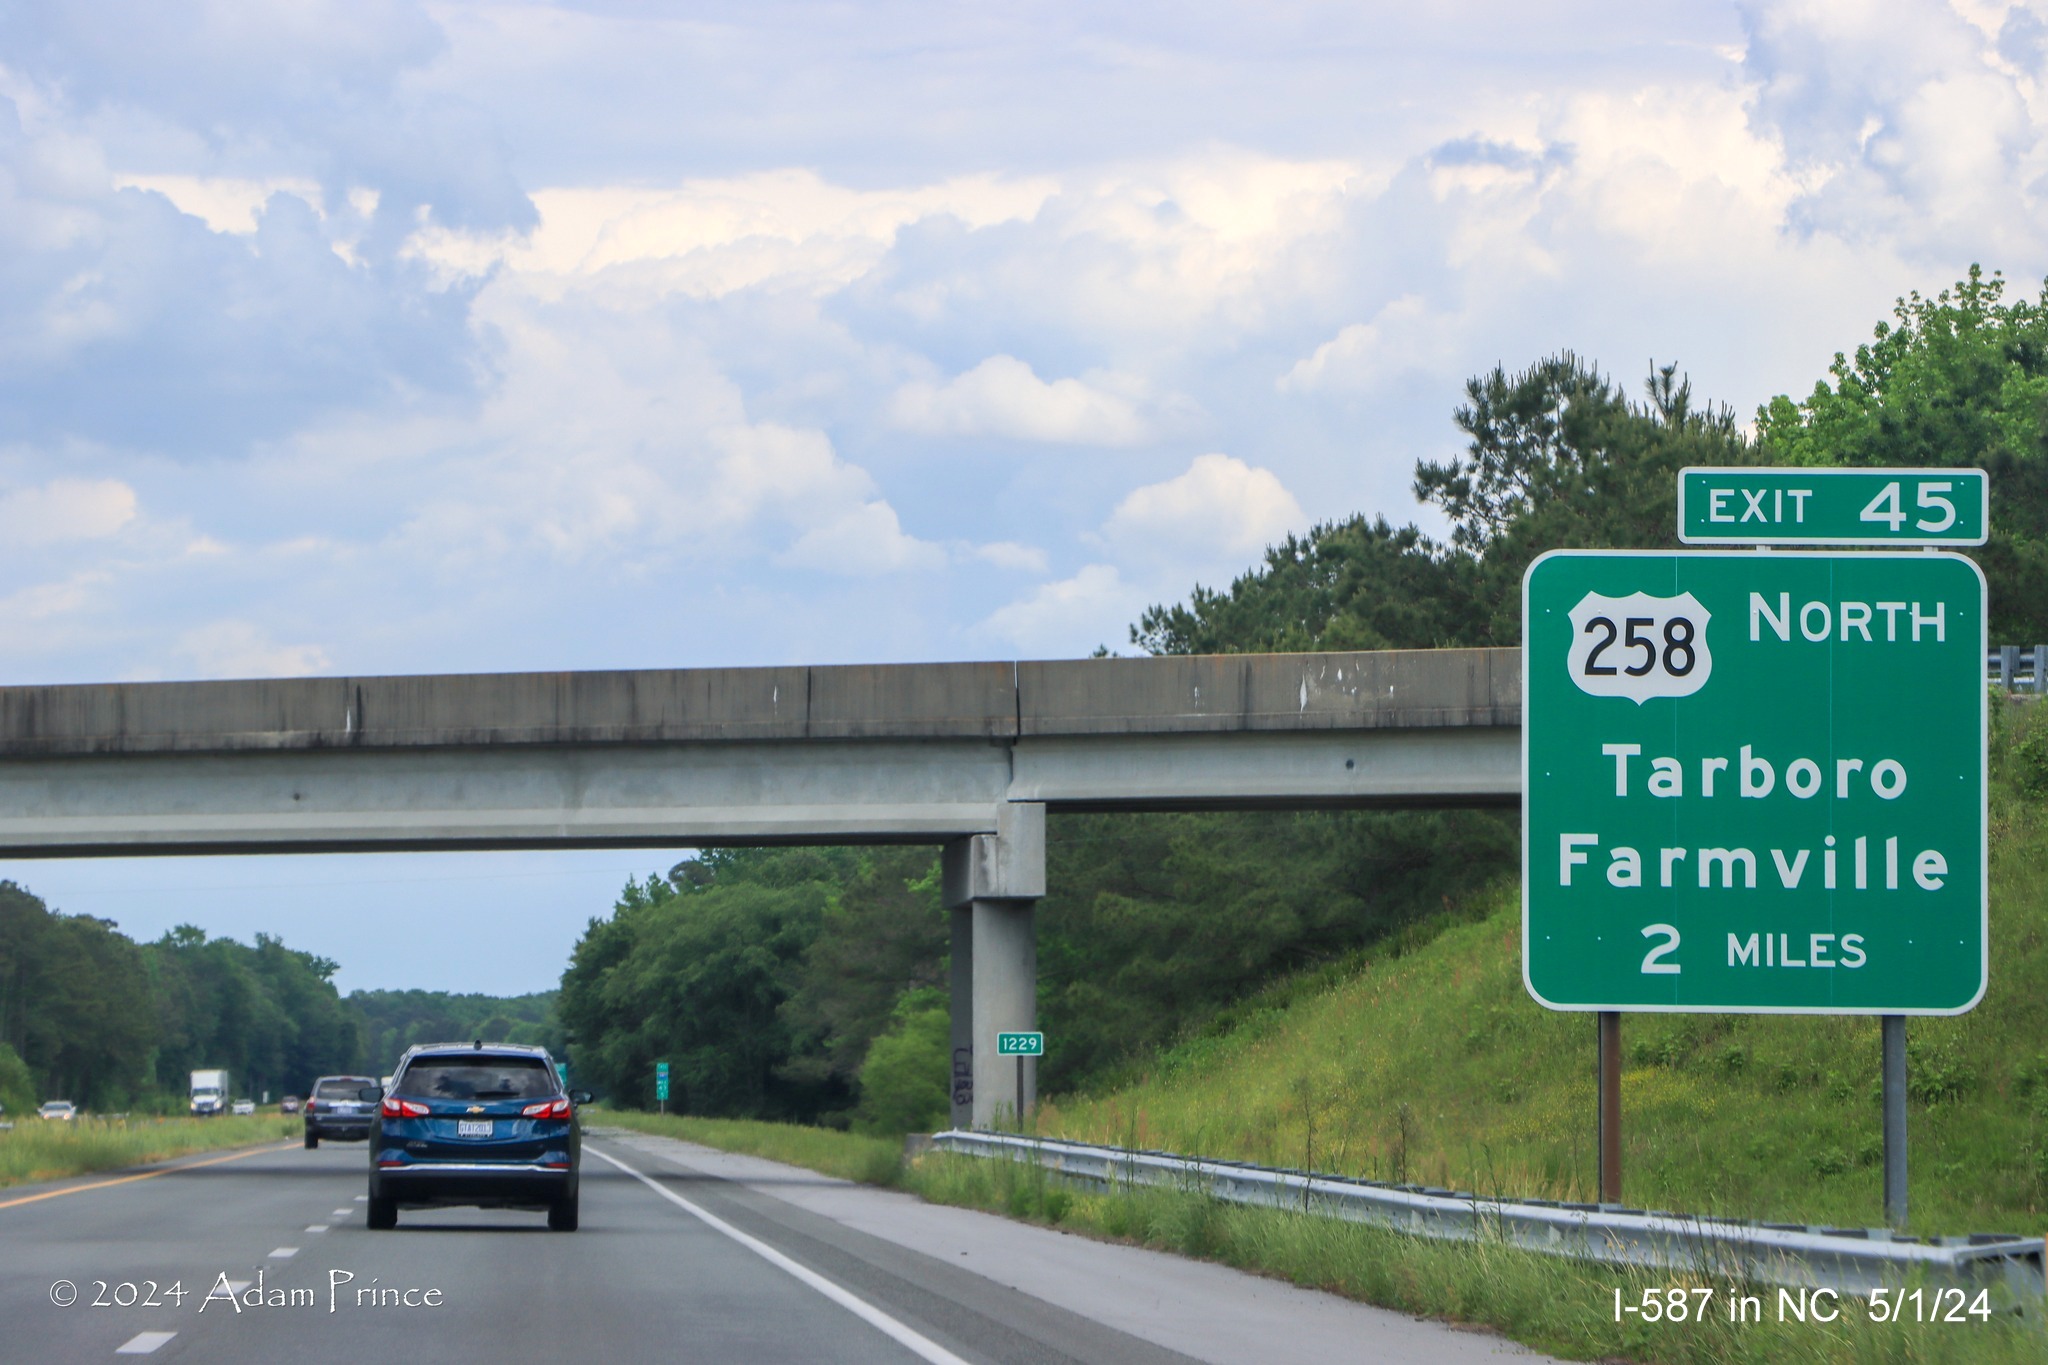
(400, 1042, 553, 1060)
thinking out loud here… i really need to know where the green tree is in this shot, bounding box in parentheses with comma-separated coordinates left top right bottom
(852, 988, 950, 1135)
(1757, 265, 2048, 640)
(1413, 354, 1756, 643)
(0, 1040, 35, 1116)
(559, 859, 839, 1119)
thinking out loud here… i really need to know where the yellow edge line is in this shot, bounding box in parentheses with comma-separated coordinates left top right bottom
(0, 1140, 296, 1211)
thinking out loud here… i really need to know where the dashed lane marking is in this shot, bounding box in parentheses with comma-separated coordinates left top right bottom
(305, 1224, 329, 1233)
(115, 1332, 175, 1354)
(332, 1208, 353, 1217)
(586, 1143, 971, 1365)
(0, 1143, 295, 1211)
(268, 1248, 298, 1259)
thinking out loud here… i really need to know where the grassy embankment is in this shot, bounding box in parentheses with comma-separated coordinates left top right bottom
(0, 1114, 299, 1191)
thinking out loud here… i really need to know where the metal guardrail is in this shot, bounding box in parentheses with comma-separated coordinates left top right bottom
(1990, 645, 2045, 692)
(930, 1131, 2046, 1306)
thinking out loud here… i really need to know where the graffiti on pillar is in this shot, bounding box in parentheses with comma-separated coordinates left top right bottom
(951, 1047, 974, 1107)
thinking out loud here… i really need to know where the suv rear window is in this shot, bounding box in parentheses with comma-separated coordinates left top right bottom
(314, 1077, 374, 1099)
(395, 1056, 557, 1101)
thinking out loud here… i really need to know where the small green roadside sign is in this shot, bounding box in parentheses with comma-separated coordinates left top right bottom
(1522, 550, 1986, 1014)
(996, 1031, 1044, 1056)
(655, 1061, 670, 1102)
(1678, 467, 1987, 546)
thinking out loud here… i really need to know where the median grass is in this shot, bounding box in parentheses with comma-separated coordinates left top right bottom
(0, 1114, 299, 1191)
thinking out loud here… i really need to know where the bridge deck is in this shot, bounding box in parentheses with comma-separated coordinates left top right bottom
(0, 650, 1521, 855)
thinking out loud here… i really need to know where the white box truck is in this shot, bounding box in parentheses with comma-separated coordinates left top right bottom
(189, 1070, 229, 1117)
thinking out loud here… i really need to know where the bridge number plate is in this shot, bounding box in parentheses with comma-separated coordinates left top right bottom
(996, 1032, 1044, 1056)
(1522, 550, 1986, 1014)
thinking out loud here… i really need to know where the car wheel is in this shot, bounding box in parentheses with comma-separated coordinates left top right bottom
(366, 1195, 397, 1230)
(303, 1132, 318, 1149)
(547, 1191, 579, 1232)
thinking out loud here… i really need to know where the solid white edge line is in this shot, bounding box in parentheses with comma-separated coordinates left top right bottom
(114, 1330, 176, 1354)
(586, 1143, 971, 1365)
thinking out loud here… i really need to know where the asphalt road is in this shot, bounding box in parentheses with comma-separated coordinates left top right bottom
(0, 1129, 1553, 1363)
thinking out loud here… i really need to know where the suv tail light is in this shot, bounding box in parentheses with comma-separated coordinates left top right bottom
(521, 1098, 573, 1120)
(381, 1097, 429, 1118)
(303, 1099, 319, 1113)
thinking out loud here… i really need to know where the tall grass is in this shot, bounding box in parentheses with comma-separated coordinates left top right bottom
(0, 1115, 298, 1190)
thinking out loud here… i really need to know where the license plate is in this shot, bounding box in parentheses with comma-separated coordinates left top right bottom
(456, 1120, 493, 1138)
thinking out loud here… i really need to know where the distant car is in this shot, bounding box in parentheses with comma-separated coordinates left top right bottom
(37, 1101, 77, 1121)
(303, 1074, 380, 1148)
(279, 1096, 301, 1115)
(365, 1042, 589, 1232)
(232, 1099, 256, 1116)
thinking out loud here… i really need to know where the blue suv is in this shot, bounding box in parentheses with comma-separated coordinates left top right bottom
(364, 1042, 590, 1232)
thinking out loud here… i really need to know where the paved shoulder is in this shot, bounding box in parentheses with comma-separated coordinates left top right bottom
(592, 1130, 1558, 1365)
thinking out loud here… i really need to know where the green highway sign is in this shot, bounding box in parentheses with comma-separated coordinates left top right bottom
(996, 1031, 1044, 1056)
(1678, 467, 1987, 546)
(1522, 550, 1986, 1014)
(655, 1061, 670, 1102)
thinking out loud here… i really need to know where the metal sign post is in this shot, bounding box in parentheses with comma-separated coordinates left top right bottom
(1883, 1017, 1908, 1227)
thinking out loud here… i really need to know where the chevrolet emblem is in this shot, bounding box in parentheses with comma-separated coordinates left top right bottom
(467, 1105, 484, 1114)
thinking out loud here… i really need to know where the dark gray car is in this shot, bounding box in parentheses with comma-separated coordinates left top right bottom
(304, 1075, 379, 1147)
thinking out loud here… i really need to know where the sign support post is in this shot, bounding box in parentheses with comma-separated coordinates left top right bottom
(1597, 1012, 1622, 1204)
(1883, 1016, 1908, 1227)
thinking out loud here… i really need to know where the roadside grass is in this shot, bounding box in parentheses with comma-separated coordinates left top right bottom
(0, 1115, 299, 1191)
(589, 1109, 904, 1186)
(1032, 698, 2048, 1238)
(909, 1151, 2048, 1365)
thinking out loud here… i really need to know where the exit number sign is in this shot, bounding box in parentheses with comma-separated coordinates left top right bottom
(996, 1032, 1044, 1056)
(1678, 467, 1987, 546)
(1522, 550, 1986, 1014)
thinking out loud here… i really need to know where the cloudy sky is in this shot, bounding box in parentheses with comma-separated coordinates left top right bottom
(3, 0, 2044, 994)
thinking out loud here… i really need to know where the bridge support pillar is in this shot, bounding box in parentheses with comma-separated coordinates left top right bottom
(944, 802, 1046, 1130)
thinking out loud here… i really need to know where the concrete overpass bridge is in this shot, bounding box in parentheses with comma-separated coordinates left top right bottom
(0, 648, 1520, 1127)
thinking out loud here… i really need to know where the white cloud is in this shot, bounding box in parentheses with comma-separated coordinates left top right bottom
(0, 478, 138, 545)
(970, 541, 1049, 573)
(777, 501, 946, 575)
(1279, 295, 1460, 393)
(977, 564, 1139, 656)
(406, 169, 1057, 296)
(889, 356, 1155, 445)
(114, 175, 323, 234)
(1100, 453, 1305, 568)
(175, 621, 332, 680)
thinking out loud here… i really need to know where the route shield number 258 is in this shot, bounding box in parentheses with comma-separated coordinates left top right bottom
(1565, 591, 1712, 705)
